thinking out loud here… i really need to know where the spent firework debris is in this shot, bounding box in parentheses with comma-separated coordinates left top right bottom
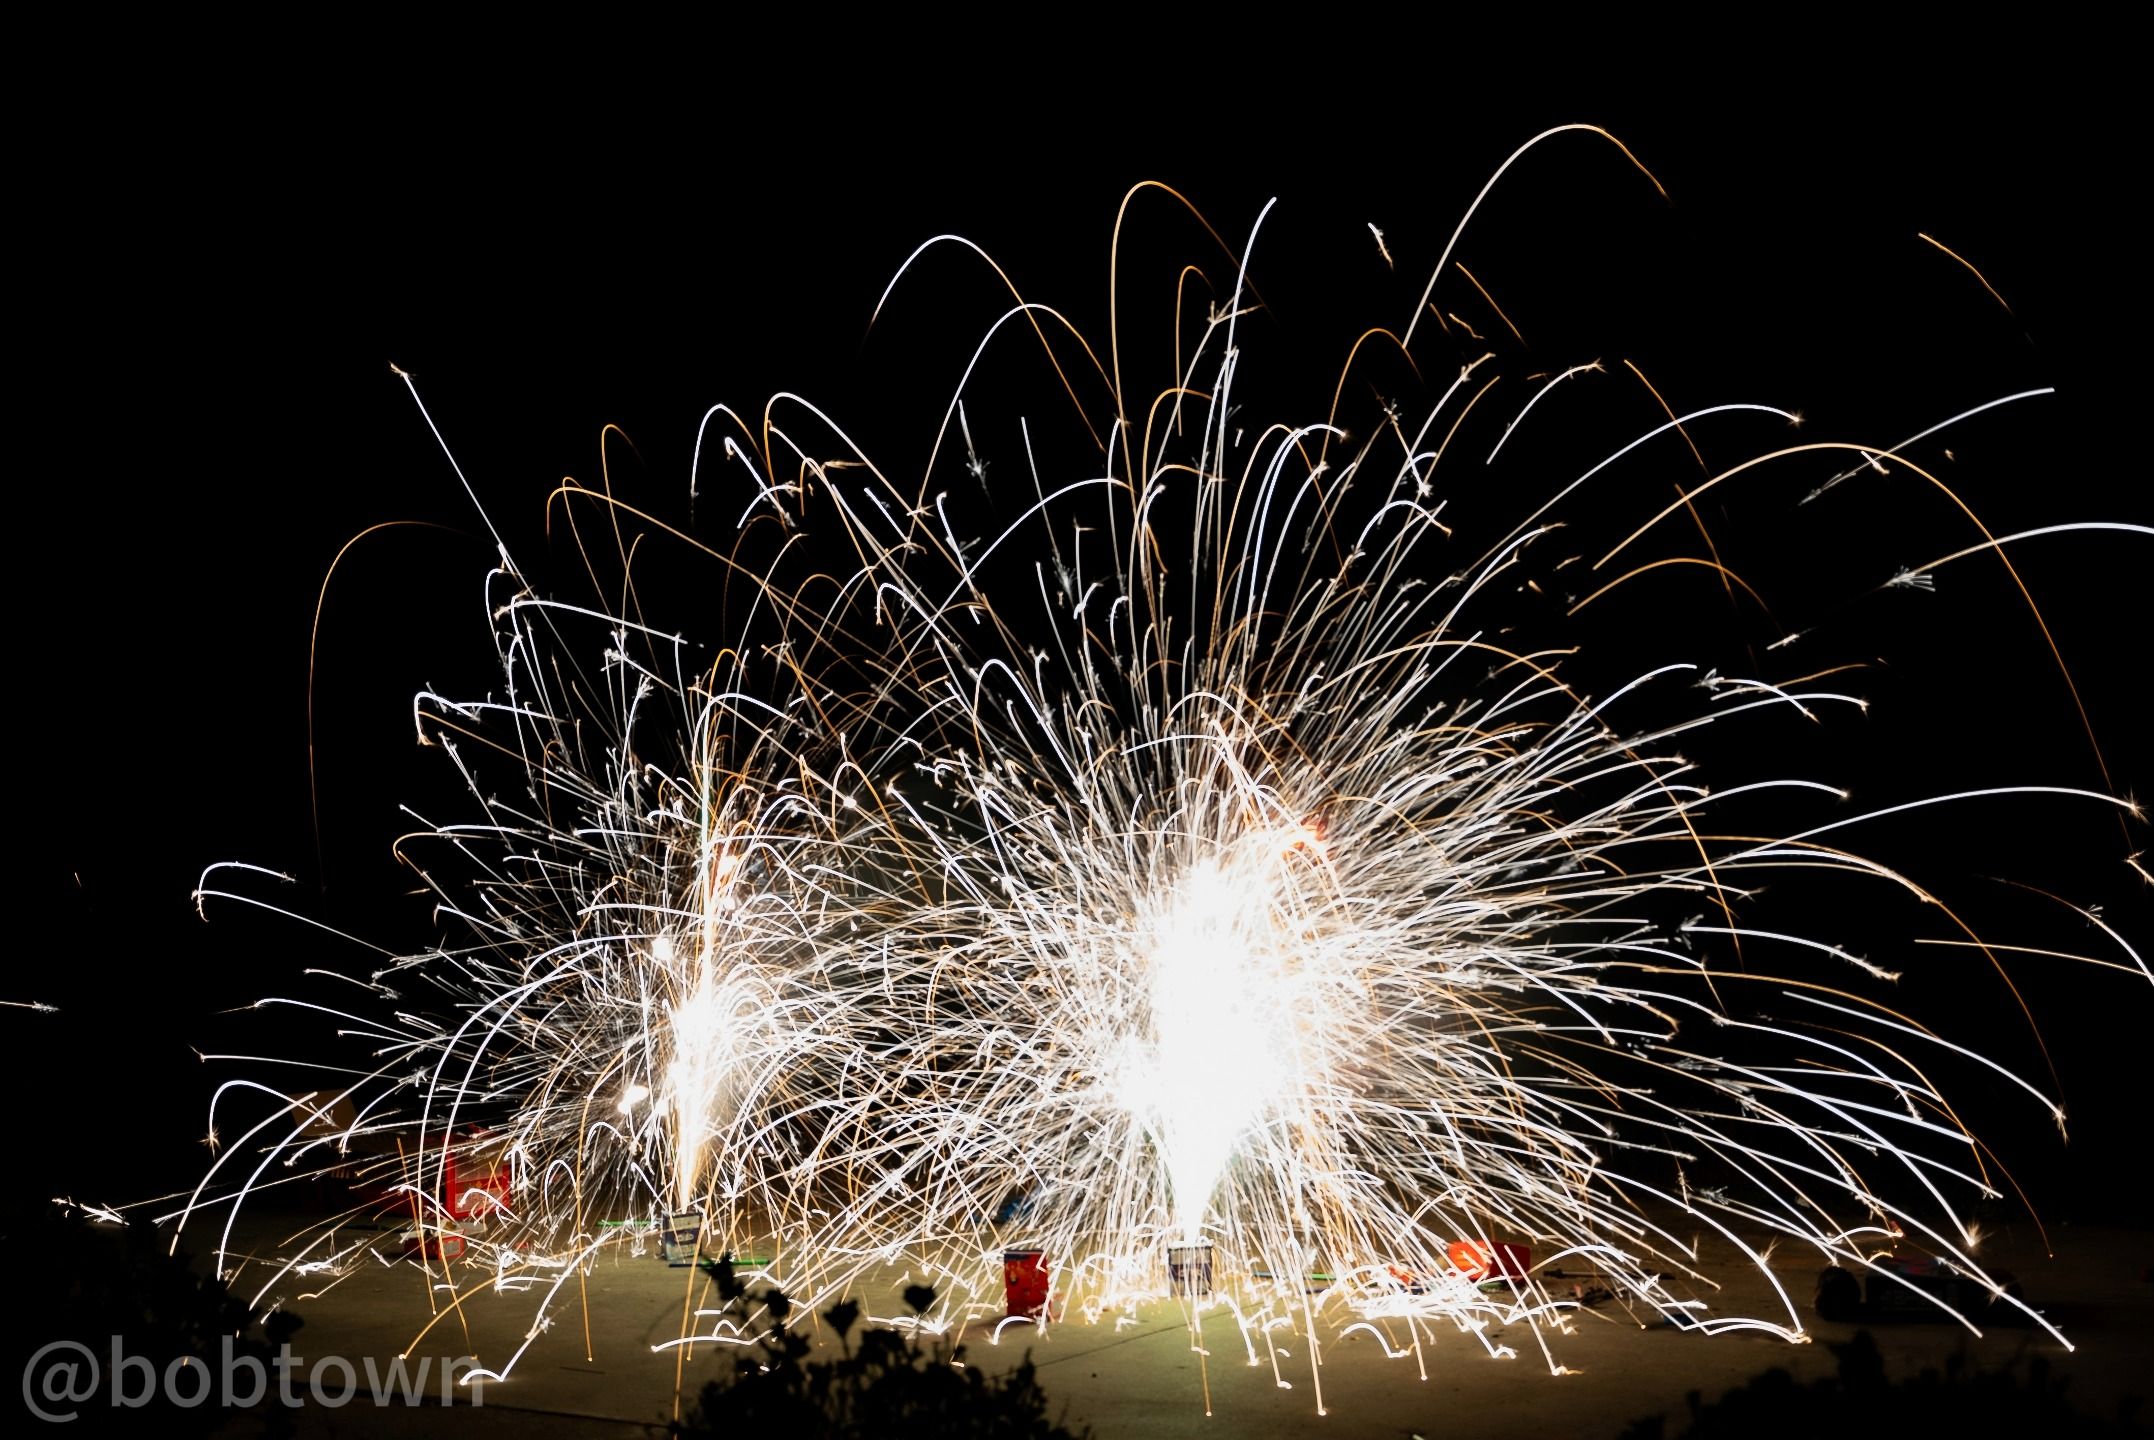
(173, 128, 2144, 1400)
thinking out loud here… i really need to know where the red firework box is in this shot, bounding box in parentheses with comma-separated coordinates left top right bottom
(1447, 1239, 1531, 1283)
(444, 1130, 512, 1220)
(1003, 1249, 1051, 1318)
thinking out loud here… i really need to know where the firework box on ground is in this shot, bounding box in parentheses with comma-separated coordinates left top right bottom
(1447, 1239, 1531, 1283)
(660, 1212, 703, 1266)
(1168, 1242, 1214, 1298)
(444, 1136, 511, 1220)
(1003, 1248, 1050, 1317)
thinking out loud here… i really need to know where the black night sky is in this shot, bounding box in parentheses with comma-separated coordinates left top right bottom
(18, 82, 2147, 1239)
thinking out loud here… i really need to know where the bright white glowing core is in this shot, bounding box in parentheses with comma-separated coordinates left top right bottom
(666, 965, 739, 1213)
(1126, 826, 1341, 1241)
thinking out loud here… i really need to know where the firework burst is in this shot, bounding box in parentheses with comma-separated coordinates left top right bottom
(177, 128, 2145, 1400)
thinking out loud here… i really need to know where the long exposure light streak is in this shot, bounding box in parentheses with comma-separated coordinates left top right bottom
(173, 129, 2143, 1407)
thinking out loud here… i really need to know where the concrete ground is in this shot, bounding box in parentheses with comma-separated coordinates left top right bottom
(193, 1214, 2150, 1438)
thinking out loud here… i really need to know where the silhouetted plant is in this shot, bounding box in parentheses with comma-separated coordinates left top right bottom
(4, 1197, 302, 1436)
(1621, 1329, 2147, 1438)
(673, 1254, 1088, 1439)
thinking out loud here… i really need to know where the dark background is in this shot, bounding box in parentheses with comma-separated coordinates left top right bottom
(18, 87, 2146, 1227)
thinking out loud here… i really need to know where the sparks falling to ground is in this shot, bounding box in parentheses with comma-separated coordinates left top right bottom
(173, 126, 2147, 1403)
